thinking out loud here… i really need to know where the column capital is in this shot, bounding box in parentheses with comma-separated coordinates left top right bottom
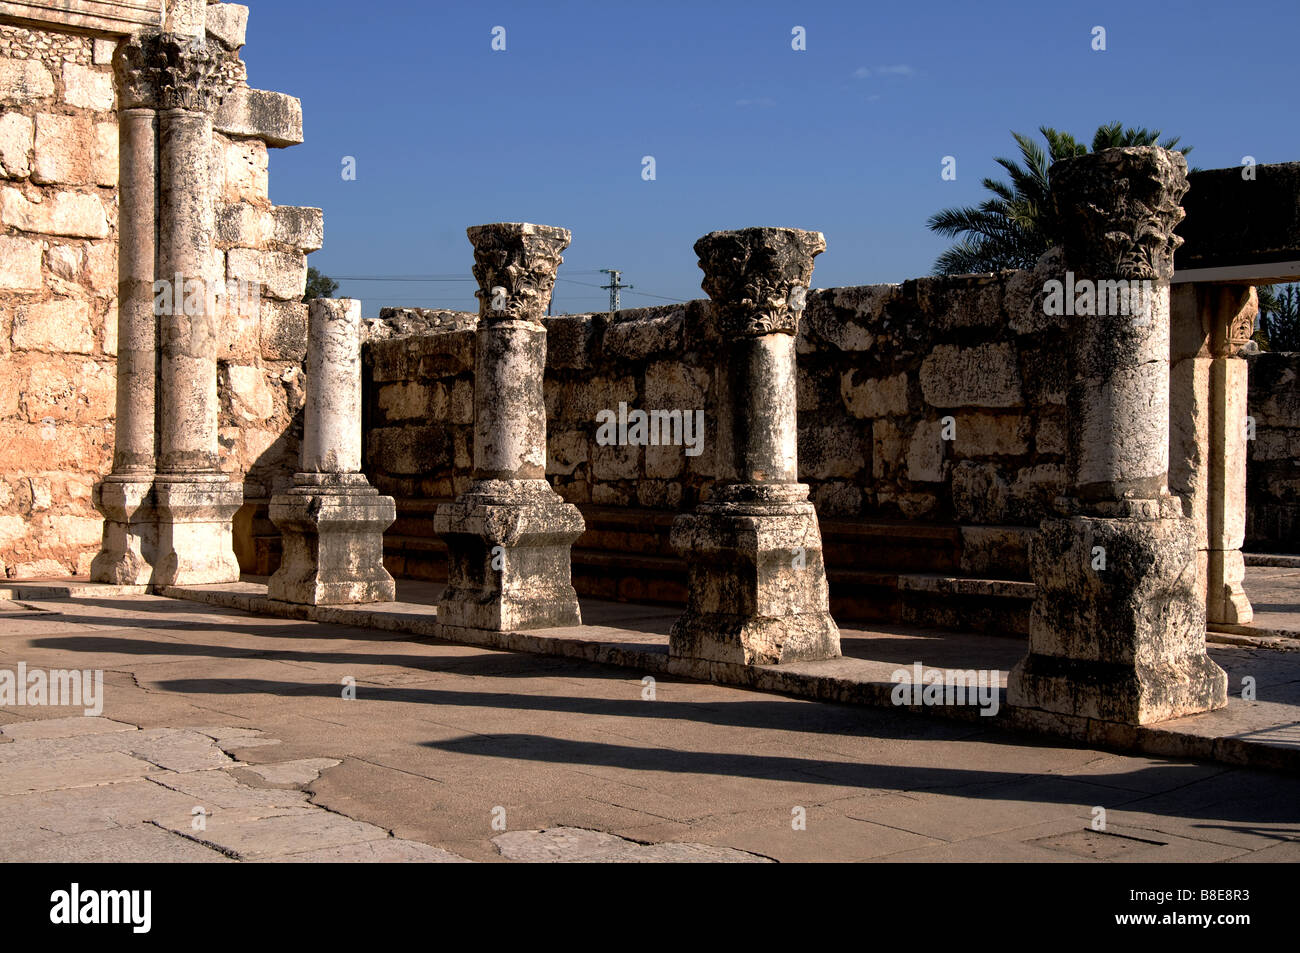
(1207, 285, 1259, 357)
(114, 33, 229, 113)
(1051, 146, 1189, 281)
(694, 227, 825, 337)
(467, 222, 571, 324)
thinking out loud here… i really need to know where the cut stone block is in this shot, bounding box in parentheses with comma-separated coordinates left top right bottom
(215, 87, 303, 148)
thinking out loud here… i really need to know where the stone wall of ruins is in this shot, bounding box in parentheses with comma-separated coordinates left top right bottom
(1246, 350, 1300, 552)
(361, 257, 1072, 585)
(0, 4, 316, 577)
(0, 23, 121, 577)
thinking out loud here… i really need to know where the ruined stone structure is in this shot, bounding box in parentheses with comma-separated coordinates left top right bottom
(1008, 146, 1228, 724)
(434, 224, 585, 633)
(1245, 350, 1300, 553)
(3, 4, 1298, 736)
(268, 298, 395, 605)
(0, 0, 315, 580)
(669, 227, 840, 664)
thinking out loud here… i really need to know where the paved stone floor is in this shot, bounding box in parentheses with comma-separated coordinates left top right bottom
(1241, 565, 1300, 640)
(2, 592, 1299, 863)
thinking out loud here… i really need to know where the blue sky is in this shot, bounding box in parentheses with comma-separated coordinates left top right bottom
(243, 0, 1300, 315)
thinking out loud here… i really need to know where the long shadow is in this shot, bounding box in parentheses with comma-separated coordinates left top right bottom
(417, 732, 1300, 837)
(146, 675, 1099, 749)
(27, 634, 638, 681)
(21, 598, 422, 641)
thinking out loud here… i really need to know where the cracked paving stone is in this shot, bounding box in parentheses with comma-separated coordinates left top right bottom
(492, 826, 772, 863)
(0, 717, 458, 863)
(234, 758, 341, 789)
(2, 823, 234, 862)
(0, 716, 137, 741)
(258, 839, 471, 862)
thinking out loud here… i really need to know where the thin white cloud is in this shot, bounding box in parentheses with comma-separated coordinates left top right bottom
(852, 66, 871, 78)
(852, 64, 916, 79)
(735, 97, 777, 108)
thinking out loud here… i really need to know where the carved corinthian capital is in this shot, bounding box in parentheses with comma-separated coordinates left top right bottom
(1051, 146, 1190, 281)
(694, 227, 825, 337)
(467, 223, 571, 324)
(114, 33, 229, 113)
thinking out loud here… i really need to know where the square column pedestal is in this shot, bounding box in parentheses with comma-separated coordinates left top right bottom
(670, 489, 839, 665)
(268, 473, 396, 605)
(1009, 503, 1227, 724)
(153, 475, 243, 586)
(435, 479, 583, 631)
(91, 477, 159, 586)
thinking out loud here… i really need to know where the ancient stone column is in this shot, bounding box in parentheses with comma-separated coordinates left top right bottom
(147, 33, 242, 586)
(1168, 284, 1256, 627)
(1206, 286, 1256, 625)
(669, 227, 840, 665)
(1008, 147, 1228, 725)
(91, 41, 161, 584)
(434, 223, 584, 631)
(268, 299, 396, 604)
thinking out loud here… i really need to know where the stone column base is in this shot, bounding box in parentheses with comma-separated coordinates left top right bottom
(434, 479, 584, 632)
(669, 494, 841, 665)
(1207, 548, 1253, 625)
(268, 476, 396, 605)
(90, 476, 158, 585)
(1008, 513, 1228, 724)
(153, 475, 243, 586)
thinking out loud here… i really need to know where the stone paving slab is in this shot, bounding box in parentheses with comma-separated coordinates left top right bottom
(0, 717, 466, 863)
(492, 827, 769, 863)
(1208, 566, 1300, 647)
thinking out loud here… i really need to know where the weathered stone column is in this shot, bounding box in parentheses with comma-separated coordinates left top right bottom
(1167, 283, 1257, 628)
(148, 33, 242, 586)
(269, 299, 396, 604)
(669, 227, 840, 665)
(1206, 286, 1256, 625)
(434, 223, 584, 631)
(92, 44, 160, 584)
(1009, 147, 1227, 724)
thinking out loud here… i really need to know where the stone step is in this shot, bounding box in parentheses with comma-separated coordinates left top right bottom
(246, 497, 1035, 634)
(1245, 553, 1300, 568)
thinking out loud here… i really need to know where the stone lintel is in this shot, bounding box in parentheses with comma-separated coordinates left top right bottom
(1176, 161, 1300, 276)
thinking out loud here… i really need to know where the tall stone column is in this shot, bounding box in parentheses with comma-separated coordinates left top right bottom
(434, 223, 584, 631)
(269, 299, 396, 604)
(148, 33, 242, 586)
(669, 227, 840, 665)
(1008, 147, 1227, 725)
(91, 44, 161, 585)
(1206, 286, 1256, 625)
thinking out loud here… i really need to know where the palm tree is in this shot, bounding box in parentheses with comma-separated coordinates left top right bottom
(1254, 284, 1300, 351)
(928, 124, 1192, 275)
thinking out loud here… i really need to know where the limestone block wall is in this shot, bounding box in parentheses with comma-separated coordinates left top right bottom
(0, 4, 317, 577)
(0, 24, 119, 577)
(1245, 351, 1300, 552)
(362, 260, 1071, 584)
